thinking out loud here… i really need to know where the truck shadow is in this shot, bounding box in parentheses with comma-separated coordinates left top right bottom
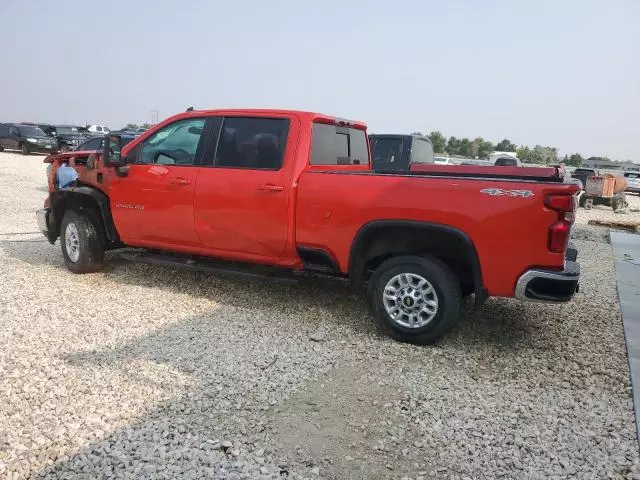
(0, 239, 549, 350)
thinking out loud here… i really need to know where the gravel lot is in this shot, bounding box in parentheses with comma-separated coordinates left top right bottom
(1, 151, 640, 479)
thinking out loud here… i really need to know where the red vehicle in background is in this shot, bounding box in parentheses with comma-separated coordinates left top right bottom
(37, 109, 580, 344)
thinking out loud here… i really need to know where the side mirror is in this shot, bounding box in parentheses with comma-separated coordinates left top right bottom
(102, 134, 123, 166)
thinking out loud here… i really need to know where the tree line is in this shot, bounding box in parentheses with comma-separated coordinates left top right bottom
(423, 131, 587, 167)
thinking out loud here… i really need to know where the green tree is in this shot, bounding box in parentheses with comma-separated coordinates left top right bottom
(528, 145, 558, 165)
(428, 131, 447, 153)
(458, 138, 471, 157)
(495, 139, 517, 152)
(141, 123, 153, 129)
(125, 123, 139, 130)
(516, 146, 530, 162)
(566, 153, 584, 167)
(446, 136, 460, 155)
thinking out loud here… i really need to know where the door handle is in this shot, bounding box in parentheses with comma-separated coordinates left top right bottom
(258, 184, 284, 192)
(169, 178, 191, 185)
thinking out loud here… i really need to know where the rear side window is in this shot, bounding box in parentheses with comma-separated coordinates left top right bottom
(215, 117, 289, 170)
(410, 137, 434, 164)
(311, 123, 368, 165)
(624, 172, 638, 178)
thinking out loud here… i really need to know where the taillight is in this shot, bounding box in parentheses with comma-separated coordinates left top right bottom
(545, 194, 574, 253)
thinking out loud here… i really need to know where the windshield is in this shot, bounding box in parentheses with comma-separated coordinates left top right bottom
(18, 126, 46, 137)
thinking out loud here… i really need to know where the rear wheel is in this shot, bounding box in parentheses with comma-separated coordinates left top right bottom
(0, 144, 4, 152)
(367, 255, 462, 345)
(60, 210, 105, 273)
(20, 143, 30, 155)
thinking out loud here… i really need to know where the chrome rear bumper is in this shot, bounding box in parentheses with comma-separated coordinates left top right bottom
(515, 244, 580, 303)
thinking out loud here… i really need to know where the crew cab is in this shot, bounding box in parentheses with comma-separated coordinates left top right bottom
(36, 109, 580, 344)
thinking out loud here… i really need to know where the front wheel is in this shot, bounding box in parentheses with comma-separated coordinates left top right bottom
(367, 255, 462, 345)
(60, 210, 105, 273)
(20, 143, 30, 155)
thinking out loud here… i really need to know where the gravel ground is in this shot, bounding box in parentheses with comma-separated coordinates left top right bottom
(1, 151, 640, 479)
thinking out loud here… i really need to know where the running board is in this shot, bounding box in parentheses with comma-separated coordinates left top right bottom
(119, 250, 300, 284)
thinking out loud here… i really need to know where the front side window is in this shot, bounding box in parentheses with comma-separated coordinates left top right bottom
(138, 118, 205, 165)
(215, 117, 288, 170)
(310, 123, 368, 165)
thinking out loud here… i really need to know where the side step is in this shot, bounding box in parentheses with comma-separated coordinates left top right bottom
(119, 250, 300, 284)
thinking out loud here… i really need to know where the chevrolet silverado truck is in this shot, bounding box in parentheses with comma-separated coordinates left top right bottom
(36, 109, 580, 344)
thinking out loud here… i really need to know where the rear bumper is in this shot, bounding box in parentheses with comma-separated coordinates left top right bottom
(29, 144, 58, 153)
(515, 243, 580, 303)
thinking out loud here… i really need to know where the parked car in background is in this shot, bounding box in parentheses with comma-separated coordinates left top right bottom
(73, 133, 137, 152)
(434, 156, 452, 165)
(49, 125, 92, 152)
(0, 123, 58, 154)
(494, 156, 522, 166)
(571, 168, 598, 190)
(86, 125, 110, 135)
(43, 133, 138, 182)
(624, 171, 640, 194)
(369, 134, 434, 170)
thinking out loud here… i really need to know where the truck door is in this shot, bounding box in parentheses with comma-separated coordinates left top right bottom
(194, 115, 296, 258)
(109, 117, 207, 247)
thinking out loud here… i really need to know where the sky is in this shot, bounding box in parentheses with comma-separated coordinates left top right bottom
(0, 0, 638, 160)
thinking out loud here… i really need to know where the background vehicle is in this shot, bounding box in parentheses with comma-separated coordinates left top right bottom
(37, 109, 580, 345)
(489, 151, 518, 163)
(369, 134, 434, 170)
(0, 123, 58, 154)
(623, 171, 640, 194)
(86, 124, 110, 134)
(571, 168, 597, 190)
(494, 156, 522, 166)
(49, 125, 92, 152)
(434, 156, 452, 165)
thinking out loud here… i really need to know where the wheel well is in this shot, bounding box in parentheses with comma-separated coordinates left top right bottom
(49, 189, 117, 247)
(349, 222, 483, 295)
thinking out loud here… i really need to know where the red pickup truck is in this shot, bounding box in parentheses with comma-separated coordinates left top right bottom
(37, 109, 580, 344)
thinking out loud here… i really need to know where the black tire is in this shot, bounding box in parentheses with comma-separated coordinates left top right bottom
(20, 143, 30, 155)
(59, 144, 69, 153)
(0, 144, 4, 152)
(611, 195, 626, 212)
(367, 255, 462, 345)
(60, 210, 105, 274)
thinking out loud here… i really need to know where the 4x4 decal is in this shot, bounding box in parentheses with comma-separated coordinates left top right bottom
(480, 188, 534, 198)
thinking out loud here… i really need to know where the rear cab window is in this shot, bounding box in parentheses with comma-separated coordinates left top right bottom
(409, 137, 434, 165)
(310, 122, 369, 167)
(370, 136, 405, 170)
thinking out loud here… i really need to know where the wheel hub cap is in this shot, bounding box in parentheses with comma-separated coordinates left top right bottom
(383, 273, 439, 329)
(65, 223, 80, 263)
